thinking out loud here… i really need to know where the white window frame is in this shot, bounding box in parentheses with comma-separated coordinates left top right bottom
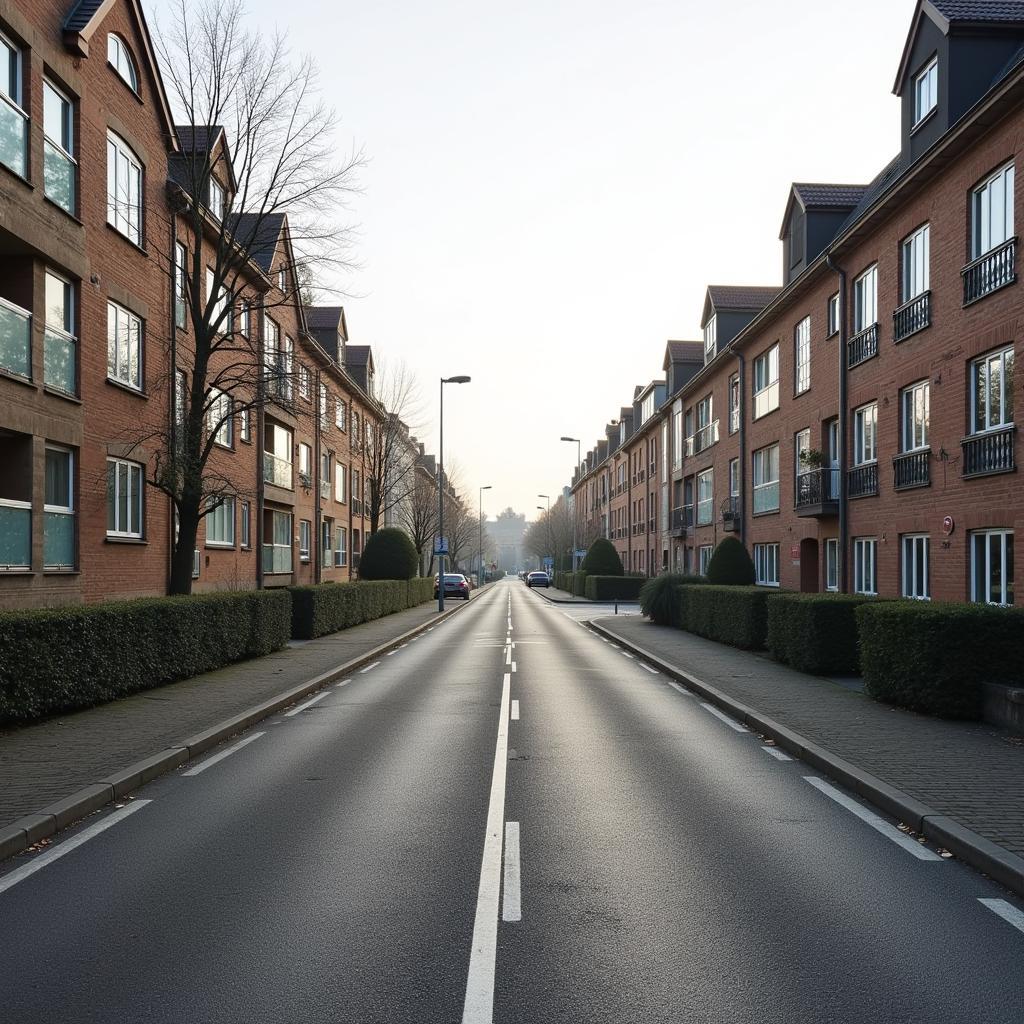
(825, 538, 839, 592)
(853, 402, 878, 466)
(728, 375, 740, 434)
(299, 519, 311, 562)
(240, 500, 251, 548)
(970, 529, 1014, 606)
(208, 178, 225, 220)
(853, 264, 878, 334)
(970, 346, 1015, 434)
(106, 457, 143, 538)
(971, 162, 1014, 259)
(794, 428, 811, 482)
(298, 364, 310, 401)
(696, 469, 713, 526)
(901, 380, 929, 452)
(335, 397, 346, 430)
(206, 496, 235, 547)
(901, 534, 930, 600)
(321, 519, 333, 569)
(107, 300, 142, 390)
(728, 458, 739, 499)
(827, 292, 840, 337)
(335, 462, 346, 503)
(336, 526, 348, 567)
(913, 56, 937, 127)
(853, 537, 877, 596)
(752, 443, 780, 514)
(752, 344, 779, 419)
(298, 443, 311, 478)
(43, 78, 75, 214)
(754, 543, 780, 587)
(107, 34, 139, 91)
(698, 544, 713, 576)
(0, 30, 26, 178)
(703, 315, 717, 363)
(901, 224, 930, 301)
(208, 387, 233, 447)
(794, 316, 810, 395)
(44, 269, 77, 395)
(43, 445, 75, 569)
(239, 406, 251, 443)
(174, 243, 187, 329)
(106, 130, 142, 244)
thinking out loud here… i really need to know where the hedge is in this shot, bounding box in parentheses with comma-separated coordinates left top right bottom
(580, 538, 623, 576)
(0, 590, 291, 725)
(289, 577, 434, 640)
(358, 528, 419, 580)
(584, 575, 644, 601)
(856, 601, 1024, 719)
(640, 574, 706, 625)
(705, 537, 756, 586)
(767, 593, 882, 675)
(678, 585, 777, 649)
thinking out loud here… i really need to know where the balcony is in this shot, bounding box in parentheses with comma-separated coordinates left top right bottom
(685, 420, 720, 457)
(795, 469, 838, 517)
(670, 506, 692, 538)
(961, 426, 1016, 478)
(721, 495, 740, 531)
(44, 139, 76, 214)
(353, 498, 363, 517)
(962, 238, 1016, 306)
(847, 323, 879, 368)
(0, 297, 32, 380)
(263, 452, 292, 489)
(262, 543, 292, 574)
(43, 510, 75, 569)
(893, 449, 930, 490)
(320, 480, 330, 500)
(0, 500, 31, 570)
(43, 328, 77, 395)
(0, 94, 28, 178)
(848, 462, 879, 498)
(893, 291, 931, 343)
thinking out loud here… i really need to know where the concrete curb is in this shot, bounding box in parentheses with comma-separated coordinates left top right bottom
(0, 598, 473, 866)
(588, 618, 1024, 900)
(532, 587, 639, 607)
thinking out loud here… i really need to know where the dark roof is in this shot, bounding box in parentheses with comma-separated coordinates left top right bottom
(344, 345, 372, 366)
(833, 155, 905, 235)
(175, 125, 223, 154)
(664, 340, 703, 364)
(930, 1, 1024, 22)
(707, 285, 781, 312)
(227, 213, 286, 273)
(64, 0, 106, 32)
(306, 306, 345, 333)
(791, 183, 869, 209)
(619, 406, 633, 420)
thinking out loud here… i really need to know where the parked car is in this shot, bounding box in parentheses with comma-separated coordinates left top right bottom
(526, 571, 550, 588)
(434, 573, 471, 600)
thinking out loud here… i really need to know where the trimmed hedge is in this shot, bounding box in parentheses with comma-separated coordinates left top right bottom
(289, 577, 434, 640)
(767, 593, 882, 675)
(706, 537, 756, 586)
(584, 575, 644, 601)
(678, 585, 777, 649)
(856, 601, 1024, 719)
(640, 574, 705, 625)
(0, 590, 291, 725)
(580, 538, 623, 576)
(359, 528, 419, 580)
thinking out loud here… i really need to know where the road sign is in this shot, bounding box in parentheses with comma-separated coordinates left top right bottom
(542, 556, 554, 568)
(433, 537, 449, 555)
(575, 550, 587, 558)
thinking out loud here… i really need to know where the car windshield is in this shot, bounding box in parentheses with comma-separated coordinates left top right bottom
(444, 575, 464, 582)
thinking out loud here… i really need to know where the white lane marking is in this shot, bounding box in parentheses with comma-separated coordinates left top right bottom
(510, 662, 517, 673)
(0, 801, 151, 894)
(640, 663, 659, 675)
(461, 672, 511, 1023)
(184, 732, 268, 774)
(400, 643, 409, 649)
(427, 627, 435, 632)
(502, 822, 522, 923)
(621, 652, 634, 660)
(334, 679, 351, 688)
(505, 647, 512, 666)
(600, 637, 609, 643)
(803, 776, 944, 861)
(979, 898, 1024, 934)
(666, 680, 690, 695)
(359, 662, 381, 674)
(609, 644, 621, 651)
(511, 699, 520, 721)
(284, 692, 329, 718)
(700, 703, 748, 732)
(386, 651, 397, 657)
(762, 745, 793, 762)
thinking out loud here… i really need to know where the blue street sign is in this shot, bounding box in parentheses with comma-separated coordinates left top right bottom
(433, 537, 449, 555)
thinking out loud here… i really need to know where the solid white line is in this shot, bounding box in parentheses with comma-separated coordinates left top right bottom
(762, 745, 793, 761)
(461, 672, 511, 1023)
(284, 692, 329, 718)
(184, 732, 267, 772)
(0, 801, 151, 894)
(666, 680, 690, 694)
(502, 821, 522, 922)
(700, 703, 748, 732)
(979, 898, 1024, 934)
(511, 699, 520, 721)
(640, 663, 659, 675)
(804, 776, 944, 861)
(359, 662, 380, 674)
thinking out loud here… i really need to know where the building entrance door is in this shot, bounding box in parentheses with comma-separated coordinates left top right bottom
(800, 538, 819, 592)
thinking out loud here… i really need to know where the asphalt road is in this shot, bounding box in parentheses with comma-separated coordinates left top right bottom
(1, 579, 1023, 1023)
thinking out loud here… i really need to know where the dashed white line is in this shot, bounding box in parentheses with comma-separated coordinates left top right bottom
(639, 663, 659, 675)
(359, 662, 381, 674)
(511, 699, 520, 720)
(700, 703, 748, 732)
(505, 647, 512, 665)
(762, 745, 793, 762)
(804, 776, 944, 861)
(334, 678, 351, 688)
(284, 692, 329, 718)
(0, 801, 151, 894)
(510, 662, 517, 673)
(621, 652, 634, 660)
(502, 821, 522, 922)
(183, 732, 266, 773)
(979, 898, 1024, 934)
(666, 680, 690, 695)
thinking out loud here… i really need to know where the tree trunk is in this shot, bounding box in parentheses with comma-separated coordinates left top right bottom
(168, 501, 202, 595)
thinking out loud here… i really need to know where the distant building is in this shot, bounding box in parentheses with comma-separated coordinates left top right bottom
(489, 508, 527, 570)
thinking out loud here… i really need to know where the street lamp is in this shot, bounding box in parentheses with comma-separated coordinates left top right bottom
(438, 375, 471, 611)
(537, 493, 550, 573)
(560, 436, 581, 571)
(478, 484, 491, 587)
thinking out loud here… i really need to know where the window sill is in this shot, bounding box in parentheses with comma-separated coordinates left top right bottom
(0, 568, 34, 576)
(42, 194, 83, 225)
(108, 62, 145, 105)
(0, 368, 37, 390)
(43, 385, 82, 404)
(106, 222, 148, 256)
(106, 377, 147, 399)
(0, 159, 33, 191)
(205, 543, 236, 550)
(105, 536, 147, 545)
(752, 509, 780, 518)
(213, 442, 234, 452)
(910, 106, 937, 136)
(752, 407, 780, 421)
(43, 568, 80, 576)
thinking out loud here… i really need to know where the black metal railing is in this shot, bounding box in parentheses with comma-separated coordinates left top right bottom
(848, 463, 879, 498)
(962, 237, 1016, 306)
(670, 506, 692, 536)
(847, 323, 879, 368)
(962, 426, 1016, 477)
(893, 291, 931, 342)
(893, 449, 930, 490)
(721, 495, 740, 529)
(795, 468, 838, 508)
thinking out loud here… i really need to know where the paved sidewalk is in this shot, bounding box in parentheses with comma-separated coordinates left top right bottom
(594, 616, 1024, 864)
(0, 602, 452, 832)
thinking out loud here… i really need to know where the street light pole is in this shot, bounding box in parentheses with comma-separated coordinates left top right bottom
(438, 375, 471, 612)
(560, 436, 581, 571)
(537, 493, 550, 572)
(478, 484, 491, 587)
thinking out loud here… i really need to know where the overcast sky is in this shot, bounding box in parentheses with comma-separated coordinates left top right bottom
(152, 0, 912, 522)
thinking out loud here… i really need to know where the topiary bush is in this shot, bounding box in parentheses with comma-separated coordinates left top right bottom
(290, 578, 434, 640)
(678, 584, 778, 649)
(580, 538, 623, 577)
(584, 575, 644, 601)
(856, 601, 1024, 719)
(705, 537, 756, 585)
(767, 593, 882, 675)
(358, 527, 419, 580)
(640, 574, 705, 625)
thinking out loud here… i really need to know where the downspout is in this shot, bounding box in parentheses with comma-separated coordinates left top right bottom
(255, 298, 265, 590)
(826, 252, 849, 593)
(314, 366, 322, 584)
(736, 351, 747, 547)
(168, 211, 178, 593)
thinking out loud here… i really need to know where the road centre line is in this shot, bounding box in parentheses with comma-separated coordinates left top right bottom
(979, 898, 1024, 934)
(359, 662, 381, 674)
(502, 822, 522, 923)
(505, 648, 512, 665)
(511, 699, 520, 720)
(0, 801, 151, 895)
(804, 776, 944, 861)
(762, 745, 793, 762)
(700, 703, 748, 732)
(510, 662, 517, 673)
(461, 672, 512, 1023)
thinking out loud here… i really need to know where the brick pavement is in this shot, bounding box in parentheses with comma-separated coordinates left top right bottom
(595, 616, 1024, 859)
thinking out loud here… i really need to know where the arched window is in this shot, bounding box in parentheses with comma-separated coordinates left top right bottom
(107, 34, 138, 92)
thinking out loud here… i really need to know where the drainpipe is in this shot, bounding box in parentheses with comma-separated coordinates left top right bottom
(826, 252, 849, 593)
(168, 211, 178, 594)
(255, 297, 265, 590)
(736, 351, 747, 547)
(313, 366, 322, 584)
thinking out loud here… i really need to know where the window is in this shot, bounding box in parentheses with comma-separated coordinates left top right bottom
(44, 446, 75, 569)
(752, 344, 779, 418)
(698, 545, 713, 576)
(264, 509, 292, 573)
(174, 243, 187, 328)
(106, 301, 142, 390)
(206, 268, 227, 331)
(298, 364, 310, 401)
(971, 163, 1014, 259)
(641, 392, 655, 424)
(825, 538, 839, 592)
(901, 534, 929, 600)
(106, 458, 143, 537)
(107, 131, 142, 244)
(174, 370, 186, 438)
(971, 530, 1014, 605)
(238, 301, 250, 338)
(853, 538, 877, 595)
(320, 452, 332, 492)
(44, 271, 77, 395)
(240, 501, 251, 548)
(239, 406, 251, 443)
(298, 443, 311, 478)
(794, 316, 810, 395)
(278, 267, 287, 292)
(43, 79, 75, 213)
(754, 543, 779, 587)
(728, 458, 739, 500)
(321, 519, 333, 568)
(299, 519, 311, 562)
(827, 292, 840, 337)
(901, 380, 929, 451)
(913, 56, 937, 126)
(336, 526, 348, 567)
(853, 265, 877, 333)
(336, 398, 346, 430)
(208, 179, 225, 220)
(971, 347, 1014, 433)
(207, 497, 235, 546)
(696, 469, 713, 526)
(728, 375, 740, 434)
(335, 463, 346, 503)
(703, 315, 717, 363)
(672, 408, 683, 467)
(853, 402, 878, 465)
(0, 30, 26, 176)
(208, 388, 233, 447)
(319, 384, 330, 431)
(795, 428, 811, 482)
(263, 421, 293, 488)
(107, 34, 138, 91)
(752, 443, 780, 514)
(901, 224, 930, 301)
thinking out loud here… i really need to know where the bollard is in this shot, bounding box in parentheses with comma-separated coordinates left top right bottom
(615, 599, 619, 615)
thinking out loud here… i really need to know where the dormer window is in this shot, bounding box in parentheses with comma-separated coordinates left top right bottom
(913, 57, 937, 127)
(703, 315, 717, 363)
(108, 34, 139, 93)
(278, 267, 286, 291)
(208, 179, 225, 220)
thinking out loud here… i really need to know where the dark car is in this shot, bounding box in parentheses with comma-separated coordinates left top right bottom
(526, 571, 550, 588)
(434, 573, 471, 600)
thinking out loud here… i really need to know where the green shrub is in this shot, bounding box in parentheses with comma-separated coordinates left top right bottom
(856, 601, 1024, 719)
(0, 590, 291, 725)
(359, 528, 419, 580)
(639, 574, 705, 625)
(289, 577, 434, 640)
(705, 537, 756, 586)
(678, 585, 777, 649)
(584, 575, 644, 601)
(580, 538, 623, 577)
(767, 593, 881, 675)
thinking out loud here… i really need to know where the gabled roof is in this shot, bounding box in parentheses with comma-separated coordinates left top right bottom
(306, 305, 348, 339)
(779, 183, 869, 239)
(228, 213, 287, 274)
(345, 344, 372, 367)
(175, 125, 223, 154)
(702, 285, 780, 328)
(663, 340, 703, 370)
(170, 124, 240, 193)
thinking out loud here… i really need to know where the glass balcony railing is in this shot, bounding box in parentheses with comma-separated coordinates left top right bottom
(43, 511, 75, 568)
(752, 482, 779, 514)
(0, 501, 31, 570)
(262, 543, 292, 574)
(0, 95, 28, 178)
(43, 329, 77, 395)
(43, 140, 75, 214)
(0, 296, 31, 379)
(263, 452, 293, 489)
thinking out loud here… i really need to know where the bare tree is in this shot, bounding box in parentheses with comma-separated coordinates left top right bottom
(398, 469, 439, 576)
(444, 492, 476, 573)
(141, 0, 362, 594)
(525, 496, 574, 571)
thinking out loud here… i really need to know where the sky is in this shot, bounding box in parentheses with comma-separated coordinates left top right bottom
(151, 0, 912, 522)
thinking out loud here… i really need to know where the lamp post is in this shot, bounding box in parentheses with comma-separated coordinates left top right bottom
(537, 493, 550, 572)
(438, 375, 471, 611)
(478, 484, 491, 587)
(560, 436, 581, 571)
